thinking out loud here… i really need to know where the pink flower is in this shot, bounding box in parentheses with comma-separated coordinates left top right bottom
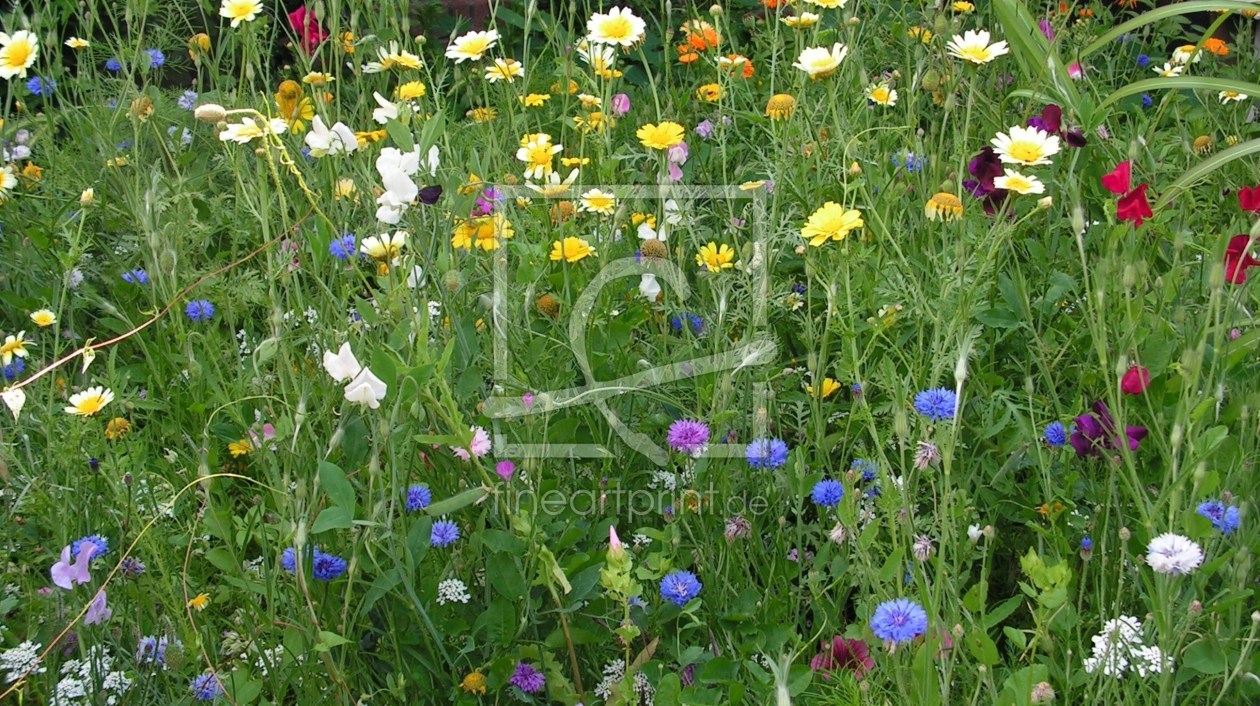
(611, 93, 631, 117)
(84, 590, 111, 625)
(495, 460, 516, 481)
(522, 392, 535, 412)
(1068, 62, 1084, 80)
(287, 5, 329, 55)
(810, 636, 874, 680)
(451, 425, 491, 460)
(1121, 365, 1151, 395)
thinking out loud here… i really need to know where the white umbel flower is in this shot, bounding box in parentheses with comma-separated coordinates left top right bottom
(437, 578, 472, 605)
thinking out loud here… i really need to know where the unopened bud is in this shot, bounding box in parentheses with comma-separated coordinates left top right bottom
(1189, 600, 1202, 616)
(79, 188, 95, 205)
(194, 103, 226, 123)
(848, 161, 862, 176)
(709, 3, 722, 16)
(1119, 527, 1131, 541)
(1037, 196, 1053, 210)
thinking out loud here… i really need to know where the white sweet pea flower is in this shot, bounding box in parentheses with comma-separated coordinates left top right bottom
(376, 146, 421, 177)
(426, 145, 440, 178)
(639, 273, 661, 302)
(322, 342, 363, 382)
(344, 367, 388, 409)
(1, 387, 25, 419)
(637, 222, 664, 242)
(375, 167, 419, 224)
(305, 115, 358, 157)
(372, 92, 400, 124)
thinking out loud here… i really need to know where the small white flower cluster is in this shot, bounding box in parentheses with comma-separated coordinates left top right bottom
(648, 470, 677, 492)
(1083, 615, 1173, 678)
(436, 578, 472, 606)
(631, 533, 651, 547)
(54, 646, 133, 705)
(254, 644, 302, 678)
(593, 659, 654, 704)
(1, 640, 44, 683)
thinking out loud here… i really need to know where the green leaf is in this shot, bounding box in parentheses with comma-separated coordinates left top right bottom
(415, 109, 447, 154)
(384, 118, 414, 152)
(311, 506, 353, 533)
(479, 529, 526, 554)
(698, 657, 739, 684)
(1153, 137, 1260, 209)
(985, 596, 1024, 630)
(1002, 626, 1028, 652)
(967, 631, 1001, 666)
(205, 547, 239, 575)
(487, 556, 527, 598)
(424, 486, 487, 516)
(318, 461, 355, 513)
(474, 597, 516, 647)
(314, 630, 350, 651)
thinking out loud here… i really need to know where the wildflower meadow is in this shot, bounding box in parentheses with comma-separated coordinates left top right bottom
(2, 0, 1260, 703)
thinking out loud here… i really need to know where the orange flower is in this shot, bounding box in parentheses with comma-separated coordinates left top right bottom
(1202, 37, 1229, 56)
(718, 54, 754, 79)
(676, 46, 700, 64)
(680, 20, 720, 52)
(761, 0, 790, 7)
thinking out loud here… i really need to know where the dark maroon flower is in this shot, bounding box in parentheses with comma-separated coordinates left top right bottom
(419, 185, 443, 205)
(1070, 401, 1147, 457)
(963, 147, 1004, 197)
(810, 636, 874, 681)
(1028, 104, 1086, 147)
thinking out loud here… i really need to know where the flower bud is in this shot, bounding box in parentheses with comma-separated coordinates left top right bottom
(608, 526, 625, 561)
(709, 3, 722, 16)
(1030, 682, 1056, 704)
(1118, 527, 1131, 541)
(194, 103, 226, 123)
(848, 161, 862, 177)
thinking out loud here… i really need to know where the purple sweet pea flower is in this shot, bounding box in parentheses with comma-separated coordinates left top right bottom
(1069, 400, 1147, 457)
(84, 590, 112, 625)
(51, 544, 95, 589)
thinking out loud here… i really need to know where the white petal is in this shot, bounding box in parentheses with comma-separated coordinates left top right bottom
(1, 387, 25, 419)
(344, 367, 388, 409)
(322, 342, 362, 383)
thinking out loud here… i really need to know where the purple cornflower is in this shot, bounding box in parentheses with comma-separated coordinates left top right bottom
(745, 438, 789, 469)
(145, 49, 166, 68)
(1197, 499, 1240, 535)
(431, 520, 460, 547)
(405, 484, 432, 512)
(667, 419, 710, 453)
(913, 388, 957, 421)
(190, 673, 224, 700)
(812, 479, 845, 508)
(329, 233, 357, 260)
(659, 570, 702, 606)
(870, 598, 928, 644)
(185, 300, 215, 322)
(311, 549, 347, 581)
(136, 635, 177, 665)
(120, 557, 146, 577)
(178, 90, 199, 110)
(122, 269, 150, 285)
(1044, 421, 1067, 447)
(509, 661, 546, 694)
(892, 152, 926, 173)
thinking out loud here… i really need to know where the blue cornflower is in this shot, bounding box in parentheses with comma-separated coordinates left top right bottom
(178, 90, 199, 111)
(185, 300, 215, 322)
(811, 479, 845, 508)
(1136, 54, 1151, 68)
(892, 152, 926, 173)
(71, 535, 109, 562)
(25, 76, 54, 96)
(870, 598, 929, 644)
(745, 438, 790, 469)
(1141, 93, 1154, 108)
(1081, 536, 1093, 552)
(913, 388, 957, 421)
(122, 269, 150, 285)
(104, 57, 122, 72)
(792, 282, 807, 294)
(670, 312, 704, 334)
(281, 548, 297, 573)
(1197, 499, 1241, 535)
(136, 635, 176, 665)
(851, 459, 878, 482)
(404, 484, 432, 512)
(431, 520, 460, 547)
(2, 358, 25, 380)
(659, 570, 702, 607)
(311, 549, 348, 581)
(121, 557, 146, 577)
(145, 49, 165, 68)
(190, 673, 223, 700)
(1044, 421, 1067, 447)
(329, 233, 357, 260)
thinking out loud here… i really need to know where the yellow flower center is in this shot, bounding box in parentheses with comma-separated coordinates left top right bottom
(75, 394, 108, 415)
(1006, 141, 1044, 163)
(598, 17, 633, 41)
(957, 46, 991, 63)
(3, 41, 33, 68)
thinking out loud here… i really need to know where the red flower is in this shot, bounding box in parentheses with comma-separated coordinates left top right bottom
(1116, 184, 1153, 227)
(1224, 234, 1260, 284)
(1121, 365, 1150, 395)
(810, 636, 874, 681)
(288, 5, 328, 55)
(1101, 161, 1131, 195)
(1239, 185, 1260, 213)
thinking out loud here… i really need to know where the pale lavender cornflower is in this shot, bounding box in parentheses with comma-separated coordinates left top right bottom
(1146, 533, 1203, 575)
